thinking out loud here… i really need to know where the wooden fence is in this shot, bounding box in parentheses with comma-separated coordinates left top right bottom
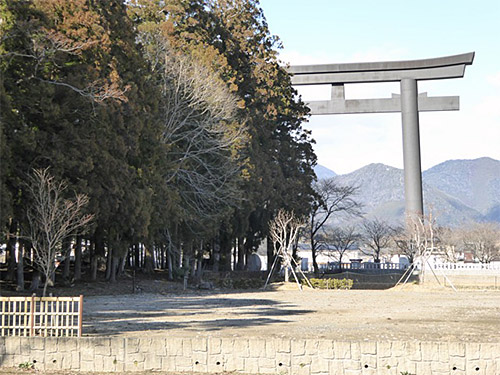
(0, 295, 83, 337)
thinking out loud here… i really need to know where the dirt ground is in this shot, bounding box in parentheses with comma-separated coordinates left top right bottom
(78, 281, 500, 343)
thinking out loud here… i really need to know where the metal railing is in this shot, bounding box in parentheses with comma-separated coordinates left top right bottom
(0, 295, 83, 337)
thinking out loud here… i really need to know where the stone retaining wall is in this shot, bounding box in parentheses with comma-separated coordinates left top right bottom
(1, 336, 499, 374)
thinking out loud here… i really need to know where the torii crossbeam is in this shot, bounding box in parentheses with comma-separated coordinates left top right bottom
(288, 52, 475, 218)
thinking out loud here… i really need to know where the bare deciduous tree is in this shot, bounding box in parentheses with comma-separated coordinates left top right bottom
(269, 209, 305, 283)
(308, 179, 361, 273)
(141, 30, 246, 229)
(361, 218, 393, 263)
(392, 212, 438, 267)
(460, 223, 500, 263)
(323, 225, 361, 267)
(25, 168, 93, 296)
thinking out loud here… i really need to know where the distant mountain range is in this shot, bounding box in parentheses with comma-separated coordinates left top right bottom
(316, 157, 500, 226)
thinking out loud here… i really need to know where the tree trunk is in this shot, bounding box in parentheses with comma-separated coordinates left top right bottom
(105, 246, 113, 280)
(266, 236, 274, 272)
(167, 243, 174, 280)
(143, 243, 155, 274)
(62, 239, 71, 282)
(6, 220, 18, 281)
(74, 237, 82, 281)
(16, 241, 24, 291)
(109, 256, 119, 283)
(236, 236, 245, 270)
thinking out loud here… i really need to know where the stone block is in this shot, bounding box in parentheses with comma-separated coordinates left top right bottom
(451, 356, 466, 371)
(126, 337, 140, 354)
(138, 337, 152, 350)
(276, 353, 291, 368)
(265, 338, 276, 358)
(406, 341, 421, 361)
(416, 361, 432, 375)
(125, 351, 145, 371)
(421, 341, 439, 361)
(449, 342, 466, 357)
(438, 342, 449, 362)
(161, 356, 176, 371)
(94, 343, 111, 356)
(207, 357, 224, 373)
(208, 337, 222, 355)
(43, 353, 63, 372)
(234, 339, 249, 357)
(291, 339, 306, 356)
(360, 354, 376, 369)
(144, 353, 162, 370)
(305, 339, 319, 355)
(259, 357, 277, 370)
(329, 360, 344, 374)
(466, 343, 481, 360)
(350, 342, 361, 360)
(378, 357, 399, 372)
(28, 337, 45, 351)
(192, 350, 208, 365)
(292, 355, 311, 367)
(5, 337, 21, 355)
(391, 341, 407, 358)
(248, 338, 266, 358)
(80, 360, 95, 372)
(360, 341, 377, 355)
(344, 370, 362, 375)
(224, 355, 245, 372)
(44, 338, 58, 354)
(310, 357, 329, 373)
(93, 354, 105, 372)
(276, 338, 291, 353)
(166, 337, 183, 356)
(334, 341, 351, 359)
(479, 343, 497, 359)
(377, 341, 392, 358)
(431, 360, 450, 373)
(221, 337, 234, 354)
(103, 355, 119, 372)
(294, 363, 311, 375)
(192, 337, 207, 352)
(361, 368, 377, 375)
(318, 340, 334, 359)
(149, 338, 166, 356)
(344, 359, 362, 370)
(182, 338, 192, 357)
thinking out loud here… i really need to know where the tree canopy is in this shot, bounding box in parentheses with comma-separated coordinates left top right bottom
(1, 0, 318, 289)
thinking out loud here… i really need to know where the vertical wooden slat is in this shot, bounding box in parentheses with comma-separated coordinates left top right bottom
(78, 295, 83, 337)
(55, 297, 59, 337)
(30, 295, 35, 336)
(1, 299, 5, 336)
(12, 299, 17, 336)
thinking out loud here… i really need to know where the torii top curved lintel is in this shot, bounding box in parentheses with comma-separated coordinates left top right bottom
(287, 52, 475, 219)
(288, 52, 475, 84)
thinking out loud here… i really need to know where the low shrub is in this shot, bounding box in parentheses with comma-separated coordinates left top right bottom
(305, 278, 353, 290)
(215, 277, 264, 289)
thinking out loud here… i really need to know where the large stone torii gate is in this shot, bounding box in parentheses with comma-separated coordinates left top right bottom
(288, 52, 475, 218)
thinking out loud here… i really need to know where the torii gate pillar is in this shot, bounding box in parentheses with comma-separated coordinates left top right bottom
(288, 52, 474, 219)
(401, 78, 423, 216)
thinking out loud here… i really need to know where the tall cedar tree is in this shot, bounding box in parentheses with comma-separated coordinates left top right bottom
(1, 0, 162, 280)
(128, 0, 317, 269)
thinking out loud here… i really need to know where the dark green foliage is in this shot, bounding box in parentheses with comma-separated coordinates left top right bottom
(1, 0, 318, 287)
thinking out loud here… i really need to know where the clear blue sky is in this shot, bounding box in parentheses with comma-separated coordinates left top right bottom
(259, 0, 500, 174)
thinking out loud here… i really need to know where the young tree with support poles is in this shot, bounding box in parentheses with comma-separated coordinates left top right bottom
(25, 168, 93, 296)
